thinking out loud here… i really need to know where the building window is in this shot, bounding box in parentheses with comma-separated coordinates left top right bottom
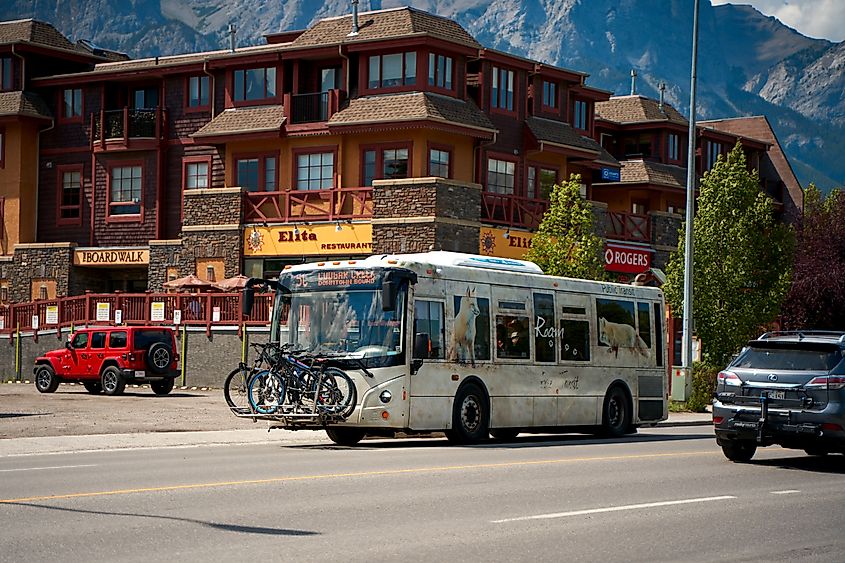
(296, 151, 334, 191)
(58, 166, 82, 223)
(321, 68, 339, 92)
(187, 75, 210, 108)
(234, 66, 277, 102)
(706, 141, 723, 169)
(183, 158, 210, 190)
(362, 145, 411, 186)
(624, 134, 652, 158)
(132, 87, 158, 109)
(527, 166, 556, 199)
(0, 57, 12, 91)
(492, 66, 514, 111)
(574, 99, 589, 130)
(368, 52, 416, 89)
(109, 165, 142, 216)
(0, 128, 4, 169)
(428, 147, 450, 178)
(428, 53, 453, 90)
(668, 133, 680, 161)
(632, 200, 648, 215)
(487, 158, 515, 194)
(236, 155, 277, 192)
(542, 80, 557, 109)
(62, 88, 83, 120)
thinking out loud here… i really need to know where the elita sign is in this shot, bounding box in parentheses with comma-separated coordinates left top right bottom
(603, 243, 651, 274)
(74, 248, 150, 266)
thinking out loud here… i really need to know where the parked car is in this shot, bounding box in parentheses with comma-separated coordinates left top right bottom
(713, 331, 845, 462)
(33, 326, 179, 396)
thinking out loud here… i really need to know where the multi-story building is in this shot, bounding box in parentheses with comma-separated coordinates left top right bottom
(0, 6, 802, 305)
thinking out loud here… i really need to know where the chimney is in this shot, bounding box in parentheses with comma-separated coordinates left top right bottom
(348, 0, 360, 37)
(630, 69, 637, 95)
(658, 81, 666, 111)
(228, 24, 237, 52)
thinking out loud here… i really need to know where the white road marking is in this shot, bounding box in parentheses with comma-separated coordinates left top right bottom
(0, 464, 97, 473)
(492, 495, 737, 523)
(770, 490, 800, 495)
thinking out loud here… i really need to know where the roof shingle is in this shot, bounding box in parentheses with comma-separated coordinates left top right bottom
(192, 105, 285, 139)
(525, 116, 602, 154)
(0, 91, 52, 120)
(611, 160, 688, 189)
(596, 95, 688, 126)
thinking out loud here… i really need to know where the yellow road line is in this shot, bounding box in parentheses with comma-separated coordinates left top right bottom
(0, 450, 716, 504)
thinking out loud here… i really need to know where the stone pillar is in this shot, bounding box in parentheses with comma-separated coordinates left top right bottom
(371, 177, 481, 254)
(177, 187, 244, 280)
(649, 210, 683, 270)
(10, 242, 75, 302)
(591, 201, 609, 239)
(148, 240, 184, 291)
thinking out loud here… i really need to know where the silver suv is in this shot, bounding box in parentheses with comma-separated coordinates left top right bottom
(713, 331, 845, 462)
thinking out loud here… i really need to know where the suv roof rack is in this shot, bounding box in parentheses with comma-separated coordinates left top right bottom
(758, 330, 845, 343)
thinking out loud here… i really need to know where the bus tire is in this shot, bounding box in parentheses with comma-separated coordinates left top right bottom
(446, 382, 489, 445)
(326, 427, 366, 446)
(600, 385, 631, 437)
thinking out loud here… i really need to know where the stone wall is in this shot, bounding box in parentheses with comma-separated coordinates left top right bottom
(182, 188, 242, 227)
(8, 243, 74, 302)
(148, 240, 184, 291)
(650, 211, 683, 270)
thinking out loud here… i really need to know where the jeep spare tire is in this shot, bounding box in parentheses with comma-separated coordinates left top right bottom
(147, 342, 172, 374)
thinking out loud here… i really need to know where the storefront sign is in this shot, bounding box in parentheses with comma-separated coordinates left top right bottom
(243, 223, 373, 257)
(74, 248, 150, 266)
(604, 243, 652, 274)
(601, 167, 621, 182)
(479, 228, 534, 260)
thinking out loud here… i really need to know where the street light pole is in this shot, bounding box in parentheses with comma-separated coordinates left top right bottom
(682, 0, 700, 384)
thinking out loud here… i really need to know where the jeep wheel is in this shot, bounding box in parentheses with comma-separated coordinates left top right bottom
(34, 365, 60, 393)
(721, 439, 757, 462)
(150, 378, 174, 395)
(146, 342, 172, 375)
(83, 381, 102, 394)
(101, 366, 126, 396)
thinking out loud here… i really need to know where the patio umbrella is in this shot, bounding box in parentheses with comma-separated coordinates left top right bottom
(162, 274, 216, 292)
(212, 274, 250, 292)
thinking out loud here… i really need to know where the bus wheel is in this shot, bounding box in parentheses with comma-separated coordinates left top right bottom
(490, 429, 519, 441)
(326, 427, 366, 446)
(447, 383, 489, 444)
(600, 385, 631, 437)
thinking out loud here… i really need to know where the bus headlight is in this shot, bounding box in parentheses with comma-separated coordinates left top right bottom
(379, 390, 392, 404)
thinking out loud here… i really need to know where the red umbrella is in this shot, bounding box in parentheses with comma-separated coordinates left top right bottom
(212, 274, 250, 292)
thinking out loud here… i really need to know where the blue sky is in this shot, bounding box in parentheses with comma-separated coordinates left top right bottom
(711, 0, 845, 42)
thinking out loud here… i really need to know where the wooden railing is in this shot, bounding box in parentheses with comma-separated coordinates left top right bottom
(286, 89, 340, 125)
(244, 187, 373, 223)
(0, 291, 274, 336)
(606, 211, 651, 242)
(481, 193, 549, 230)
(91, 107, 166, 148)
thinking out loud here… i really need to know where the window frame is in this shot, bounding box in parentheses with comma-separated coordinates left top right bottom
(491, 65, 516, 114)
(573, 98, 590, 131)
(365, 51, 418, 93)
(59, 88, 84, 123)
(106, 161, 144, 223)
(231, 65, 279, 106)
(292, 146, 338, 191)
(0, 127, 5, 169)
(541, 79, 558, 111)
(359, 142, 413, 186)
(233, 152, 279, 192)
(56, 164, 84, 226)
(414, 299, 446, 360)
(427, 51, 455, 94)
(526, 162, 558, 200)
(485, 154, 518, 195)
(182, 155, 212, 192)
(185, 75, 211, 112)
(667, 132, 681, 163)
(706, 140, 723, 170)
(0, 57, 13, 91)
(426, 142, 453, 179)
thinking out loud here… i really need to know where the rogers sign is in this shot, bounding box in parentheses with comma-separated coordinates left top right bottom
(604, 243, 651, 274)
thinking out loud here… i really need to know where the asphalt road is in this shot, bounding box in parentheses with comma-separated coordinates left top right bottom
(2, 426, 844, 562)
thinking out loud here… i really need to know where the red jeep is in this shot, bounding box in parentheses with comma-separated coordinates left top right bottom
(34, 326, 179, 396)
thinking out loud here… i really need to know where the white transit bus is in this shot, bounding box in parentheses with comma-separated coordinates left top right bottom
(244, 251, 668, 446)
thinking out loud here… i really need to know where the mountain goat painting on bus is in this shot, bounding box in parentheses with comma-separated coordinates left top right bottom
(450, 287, 481, 364)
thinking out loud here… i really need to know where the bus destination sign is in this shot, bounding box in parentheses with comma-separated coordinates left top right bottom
(288, 270, 380, 291)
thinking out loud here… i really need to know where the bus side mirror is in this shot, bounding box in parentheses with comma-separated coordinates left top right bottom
(382, 281, 397, 312)
(242, 286, 255, 316)
(414, 333, 431, 360)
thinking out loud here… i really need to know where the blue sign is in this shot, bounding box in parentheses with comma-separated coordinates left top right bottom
(601, 167, 621, 182)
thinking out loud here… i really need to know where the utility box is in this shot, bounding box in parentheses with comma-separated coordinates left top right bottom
(671, 366, 691, 401)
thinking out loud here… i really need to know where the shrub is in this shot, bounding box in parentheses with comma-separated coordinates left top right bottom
(687, 362, 719, 412)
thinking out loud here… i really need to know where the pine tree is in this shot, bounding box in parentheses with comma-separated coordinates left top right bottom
(664, 142, 794, 366)
(526, 174, 606, 280)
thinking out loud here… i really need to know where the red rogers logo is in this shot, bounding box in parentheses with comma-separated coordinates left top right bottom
(604, 244, 651, 273)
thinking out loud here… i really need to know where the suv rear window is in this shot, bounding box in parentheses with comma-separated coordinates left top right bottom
(735, 347, 843, 371)
(133, 329, 172, 349)
(109, 331, 128, 348)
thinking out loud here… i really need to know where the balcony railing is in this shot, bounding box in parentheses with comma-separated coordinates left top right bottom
(91, 107, 165, 146)
(286, 90, 340, 125)
(244, 187, 373, 223)
(481, 193, 549, 230)
(606, 211, 651, 242)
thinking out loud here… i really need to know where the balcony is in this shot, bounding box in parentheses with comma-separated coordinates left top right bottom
(481, 193, 549, 230)
(286, 90, 340, 126)
(244, 187, 373, 223)
(91, 107, 166, 151)
(605, 211, 651, 243)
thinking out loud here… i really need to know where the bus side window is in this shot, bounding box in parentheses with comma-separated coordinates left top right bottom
(637, 302, 652, 349)
(654, 303, 664, 367)
(533, 293, 556, 363)
(414, 300, 445, 359)
(560, 318, 590, 362)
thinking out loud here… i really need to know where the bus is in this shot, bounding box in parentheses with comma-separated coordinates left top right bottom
(242, 251, 668, 446)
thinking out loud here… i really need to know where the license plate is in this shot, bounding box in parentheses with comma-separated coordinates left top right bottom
(765, 390, 785, 400)
(134, 370, 145, 378)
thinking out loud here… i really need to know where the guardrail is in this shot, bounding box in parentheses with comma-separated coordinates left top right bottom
(244, 187, 373, 223)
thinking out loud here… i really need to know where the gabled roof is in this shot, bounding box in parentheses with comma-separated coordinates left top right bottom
(328, 92, 495, 135)
(291, 7, 481, 49)
(192, 105, 285, 139)
(0, 19, 76, 51)
(525, 116, 603, 155)
(596, 95, 688, 126)
(0, 91, 52, 120)
(604, 159, 689, 189)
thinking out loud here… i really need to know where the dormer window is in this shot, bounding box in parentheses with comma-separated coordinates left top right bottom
(61, 88, 83, 121)
(368, 52, 416, 89)
(0, 57, 12, 91)
(573, 99, 589, 131)
(428, 53, 453, 90)
(234, 66, 277, 102)
(542, 80, 557, 109)
(668, 133, 680, 161)
(492, 66, 514, 111)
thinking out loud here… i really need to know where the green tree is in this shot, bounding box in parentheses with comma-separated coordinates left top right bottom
(526, 174, 606, 280)
(664, 143, 794, 367)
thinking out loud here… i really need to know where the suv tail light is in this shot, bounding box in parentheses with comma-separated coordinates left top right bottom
(805, 376, 845, 390)
(717, 370, 741, 386)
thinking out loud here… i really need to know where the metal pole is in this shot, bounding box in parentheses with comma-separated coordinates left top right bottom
(682, 0, 701, 380)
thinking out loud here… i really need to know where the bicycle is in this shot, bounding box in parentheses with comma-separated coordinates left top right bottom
(224, 341, 283, 414)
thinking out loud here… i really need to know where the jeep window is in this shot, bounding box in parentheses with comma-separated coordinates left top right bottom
(735, 347, 842, 371)
(90, 332, 107, 349)
(134, 330, 172, 349)
(71, 332, 88, 348)
(109, 331, 128, 348)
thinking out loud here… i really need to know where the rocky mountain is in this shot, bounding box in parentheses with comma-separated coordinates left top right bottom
(4, 0, 843, 190)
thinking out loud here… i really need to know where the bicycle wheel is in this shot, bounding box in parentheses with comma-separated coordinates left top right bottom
(248, 370, 286, 415)
(224, 365, 255, 412)
(316, 367, 357, 418)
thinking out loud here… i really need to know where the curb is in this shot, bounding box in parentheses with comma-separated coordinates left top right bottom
(655, 420, 712, 428)
(2, 380, 215, 391)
